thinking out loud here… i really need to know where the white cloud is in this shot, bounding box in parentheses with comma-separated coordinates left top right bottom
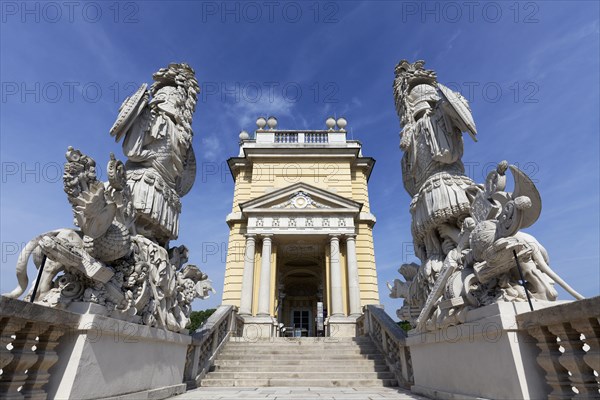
(226, 93, 295, 130)
(201, 135, 224, 162)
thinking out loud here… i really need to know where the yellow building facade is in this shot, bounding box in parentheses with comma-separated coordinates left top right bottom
(222, 117, 380, 337)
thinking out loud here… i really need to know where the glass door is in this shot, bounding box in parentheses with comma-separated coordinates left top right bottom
(291, 309, 311, 336)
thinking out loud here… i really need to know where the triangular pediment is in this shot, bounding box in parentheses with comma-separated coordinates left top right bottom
(240, 183, 362, 214)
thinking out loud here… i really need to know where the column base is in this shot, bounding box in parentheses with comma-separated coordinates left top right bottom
(325, 315, 359, 338)
(238, 315, 277, 340)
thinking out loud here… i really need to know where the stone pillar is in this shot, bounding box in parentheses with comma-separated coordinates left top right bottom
(239, 234, 256, 315)
(329, 234, 344, 316)
(345, 234, 361, 316)
(257, 235, 273, 316)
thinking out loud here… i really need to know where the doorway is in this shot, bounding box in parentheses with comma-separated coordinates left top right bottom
(276, 239, 326, 337)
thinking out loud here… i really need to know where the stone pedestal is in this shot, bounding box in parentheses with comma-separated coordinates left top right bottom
(47, 313, 190, 400)
(407, 302, 558, 400)
(326, 315, 359, 338)
(239, 315, 277, 340)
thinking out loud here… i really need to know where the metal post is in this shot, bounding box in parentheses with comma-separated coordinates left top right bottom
(30, 254, 47, 303)
(513, 249, 534, 312)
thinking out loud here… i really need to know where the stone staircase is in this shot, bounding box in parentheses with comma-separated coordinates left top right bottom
(200, 336, 398, 388)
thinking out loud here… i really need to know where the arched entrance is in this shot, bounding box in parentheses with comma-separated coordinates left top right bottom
(276, 240, 326, 337)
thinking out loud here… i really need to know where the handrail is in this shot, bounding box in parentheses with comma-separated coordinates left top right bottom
(358, 305, 413, 388)
(516, 296, 600, 398)
(183, 305, 238, 389)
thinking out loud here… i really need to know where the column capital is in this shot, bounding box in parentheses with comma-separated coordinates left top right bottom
(244, 233, 257, 240)
(344, 234, 357, 240)
(329, 234, 340, 241)
(261, 234, 273, 241)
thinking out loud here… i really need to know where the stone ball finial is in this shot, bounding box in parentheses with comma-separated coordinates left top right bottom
(326, 117, 336, 130)
(267, 116, 278, 129)
(256, 117, 267, 129)
(336, 117, 347, 131)
(239, 130, 250, 141)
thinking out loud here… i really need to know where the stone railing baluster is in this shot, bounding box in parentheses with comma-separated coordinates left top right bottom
(527, 325, 575, 399)
(20, 325, 64, 399)
(517, 296, 600, 399)
(570, 318, 600, 382)
(0, 296, 80, 400)
(1, 322, 40, 399)
(0, 318, 27, 399)
(548, 323, 598, 398)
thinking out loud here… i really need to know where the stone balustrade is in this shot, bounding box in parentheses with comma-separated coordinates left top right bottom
(1, 295, 227, 400)
(184, 305, 239, 389)
(253, 129, 348, 145)
(274, 132, 299, 143)
(516, 296, 600, 399)
(0, 296, 80, 400)
(358, 305, 413, 389)
(304, 132, 329, 143)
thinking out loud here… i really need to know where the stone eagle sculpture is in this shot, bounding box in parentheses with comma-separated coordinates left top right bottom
(4, 63, 214, 333)
(388, 60, 583, 332)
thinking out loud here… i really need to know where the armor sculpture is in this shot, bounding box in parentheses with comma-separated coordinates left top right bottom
(389, 60, 583, 331)
(4, 64, 213, 333)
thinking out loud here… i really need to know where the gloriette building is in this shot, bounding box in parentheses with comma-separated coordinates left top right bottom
(221, 116, 380, 337)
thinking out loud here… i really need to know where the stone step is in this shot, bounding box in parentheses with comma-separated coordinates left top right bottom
(200, 378, 398, 388)
(225, 340, 374, 346)
(202, 336, 396, 389)
(214, 358, 387, 367)
(219, 348, 379, 356)
(214, 364, 391, 373)
(223, 344, 378, 351)
(206, 371, 395, 380)
(216, 353, 385, 361)
(227, 337, 374, 343)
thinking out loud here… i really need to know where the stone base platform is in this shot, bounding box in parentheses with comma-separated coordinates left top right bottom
(326, 315, 360, 337)
(47, 312, 192, 400)
(239, 315, 278, 339)
(238, 314, 360, 338)
(407, 302, 559, 400)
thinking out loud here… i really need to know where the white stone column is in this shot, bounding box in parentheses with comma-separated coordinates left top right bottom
(257, 235, 273, 316)
(345, 234, 361, 316)
(239, 234, 256, 315)
(329, 234, 344, 316)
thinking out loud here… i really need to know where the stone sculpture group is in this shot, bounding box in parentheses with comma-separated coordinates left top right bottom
(388, 60, 584, 331)
(3, 59, 584, 336)
(4, 64, 213, 333)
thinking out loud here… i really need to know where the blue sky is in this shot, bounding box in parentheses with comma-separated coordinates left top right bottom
(1, 1, 599, 316)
